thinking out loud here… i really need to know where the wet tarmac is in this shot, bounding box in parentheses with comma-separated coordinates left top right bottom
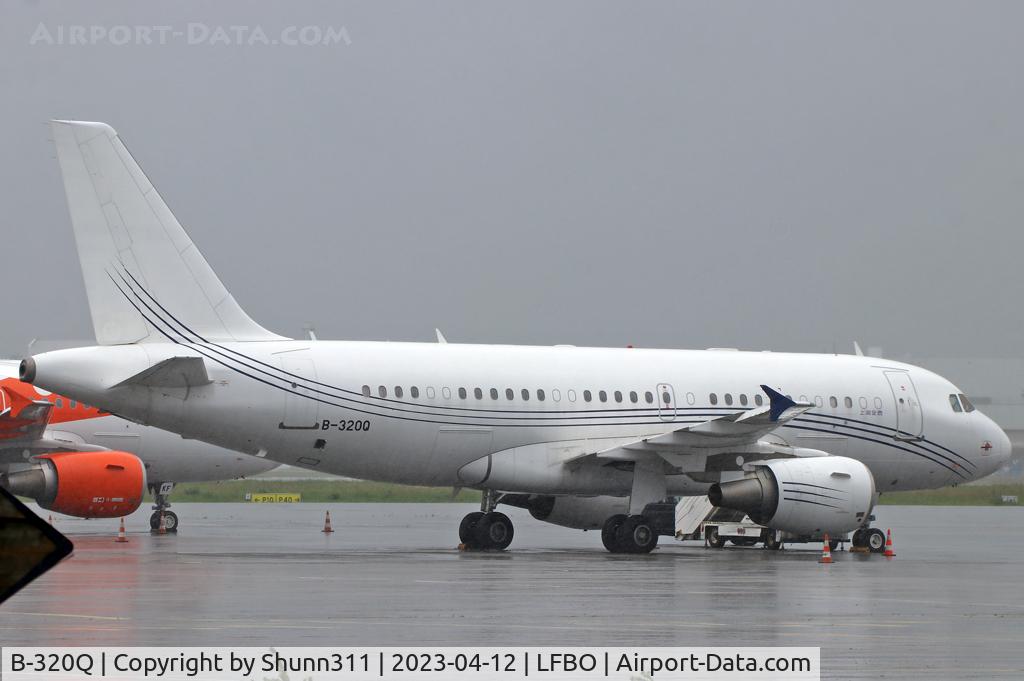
(1, 503, 1022, 679)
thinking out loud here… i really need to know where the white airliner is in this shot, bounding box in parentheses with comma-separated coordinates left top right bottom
(20, 120, 1011, 553)
(0, 360, 277, 531)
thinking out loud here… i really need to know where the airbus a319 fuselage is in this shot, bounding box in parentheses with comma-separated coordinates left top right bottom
(24, 339, 1009, 495)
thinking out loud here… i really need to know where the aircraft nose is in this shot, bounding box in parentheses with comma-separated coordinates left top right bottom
(996, 426, 1012, 464)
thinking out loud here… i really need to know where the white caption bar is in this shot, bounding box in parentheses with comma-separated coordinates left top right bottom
(1, 647, 819, 681)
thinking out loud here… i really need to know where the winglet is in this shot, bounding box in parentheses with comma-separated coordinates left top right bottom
(853, 341, 864, 356)
(435, 328, 448, 344)
(760, 385, 797, 422)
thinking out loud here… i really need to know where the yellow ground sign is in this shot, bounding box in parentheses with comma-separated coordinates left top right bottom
(249, 493, 301, 503)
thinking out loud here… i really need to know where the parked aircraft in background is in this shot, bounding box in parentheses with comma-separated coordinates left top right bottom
(22, 120, 1011, 553)
(0, 361, 277, 531)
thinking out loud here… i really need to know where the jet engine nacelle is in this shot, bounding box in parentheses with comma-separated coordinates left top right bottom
(503, 494, 630, 530)
(1, 451, 147, 518)
(708, 456, 877, 536)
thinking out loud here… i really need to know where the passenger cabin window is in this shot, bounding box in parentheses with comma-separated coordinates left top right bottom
(442, 387, 451, 399)
(710, 393, 718, 405)
(395, 387, 403, 398)
(844, 396, 853, 408)
(645, 391, 654, 404)
(537, 389, 545, 401)
(506, 388, 514, 400)
(949, 394, 963, 413)
(598, 390, 608, 403)
(521, 389, 530, 401)
(458, 387, 467, 399)
(629, 391, 638, 403)
(474, 387, 483, 399)
(427, 387, 436, 399)
(490, 388, 499, 400)
(55, 398, 63, 408)
(614, 390, 622, 403)
(754, 394, 763, 406)
(362, 385, 371, 397)
(568, 390, 577, 402)
(378, 386, 387, 398)
(552, 389, 561, 402)
(583, 390, 592, 402)
(739, 394, 748, 406)
(662, 390, 671, 404)
(829, 396, 838, 408)
(959, 394, 976, 412)
(411, 387, 420, 398)
(724, 394, 733, 406)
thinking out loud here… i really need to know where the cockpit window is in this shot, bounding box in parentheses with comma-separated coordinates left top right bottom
(949, 394, 962, 413)
(959, 394, 976, 412)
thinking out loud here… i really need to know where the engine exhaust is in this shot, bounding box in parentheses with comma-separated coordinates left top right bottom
(708, 467, 779, 525)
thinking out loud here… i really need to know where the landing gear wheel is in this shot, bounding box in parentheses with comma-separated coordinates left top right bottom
(706, 526, 727, 548)
(474, 512, 514, 551)
(616, 516, 658, 554)
(763, 530, 781, 550)
(601, 514, 628, 553)
(866, 528, 886, 554)
(459, 511, 485, 546)
(851, 529, 866, 547)
(150, 510, 179, 533)
(161, 511, 178, 533)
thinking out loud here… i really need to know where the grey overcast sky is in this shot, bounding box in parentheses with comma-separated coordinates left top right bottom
(1, 1, 1022, 358)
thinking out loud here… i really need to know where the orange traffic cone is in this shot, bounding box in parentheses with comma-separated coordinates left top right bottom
(819, 534, 833, 564)
(884, 528, 895, 558)
(115, 518, 128, 543)
(322, 510, 334, 533)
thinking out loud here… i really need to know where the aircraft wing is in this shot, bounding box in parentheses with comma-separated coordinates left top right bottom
(567, 386, 819, 472)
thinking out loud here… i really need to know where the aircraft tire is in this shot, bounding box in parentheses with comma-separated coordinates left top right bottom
(601, 514, 628, 553)
(459, 511, 485, 547)
(474, 512, 514, 551)
(618, 515, 658, 554)
(866, 528, 886, 553)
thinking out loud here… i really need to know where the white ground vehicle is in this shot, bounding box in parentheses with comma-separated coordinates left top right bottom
(675, 496, 871, 551)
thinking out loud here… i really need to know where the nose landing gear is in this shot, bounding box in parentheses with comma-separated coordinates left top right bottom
(149, 482, 179, 534)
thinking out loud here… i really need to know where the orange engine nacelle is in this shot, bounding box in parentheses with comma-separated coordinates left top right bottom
(1, 451, 147, 518)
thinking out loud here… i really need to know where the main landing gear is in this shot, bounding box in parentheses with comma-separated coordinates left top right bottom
(459, 490, 514, 551)
(851, 527, 886, 553)
(149, 482, 179, 533)
(601, 514, 659, 554)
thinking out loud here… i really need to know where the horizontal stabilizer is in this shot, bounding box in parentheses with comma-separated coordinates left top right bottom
(113, 357, 211, 388)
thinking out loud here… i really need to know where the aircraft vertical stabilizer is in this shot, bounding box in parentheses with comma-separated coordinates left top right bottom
(50, 120, 286, 345)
